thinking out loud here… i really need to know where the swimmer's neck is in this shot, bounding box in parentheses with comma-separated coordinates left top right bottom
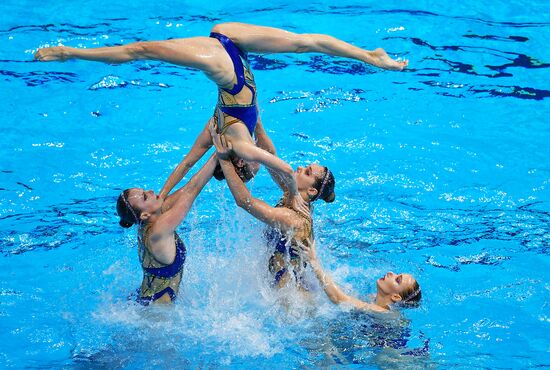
(281, 193, 312, 206)
(139, 207, 163, 226)
(374, 291, 393, 310)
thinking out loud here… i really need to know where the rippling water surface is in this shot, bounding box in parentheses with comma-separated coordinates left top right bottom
(1, 0, 549, 368)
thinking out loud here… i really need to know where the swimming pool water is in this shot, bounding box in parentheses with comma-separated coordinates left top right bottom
(1, 0, 549, 368)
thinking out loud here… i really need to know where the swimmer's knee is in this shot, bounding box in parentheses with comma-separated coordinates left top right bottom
(211, 22, 239, 36)
(128, 41, 149, 59)
(210, 23, 224, 34)
(130, 41, 165, 59)
(294, 34, 316, 53)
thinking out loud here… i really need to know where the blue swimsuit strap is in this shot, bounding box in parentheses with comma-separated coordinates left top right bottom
(210, 32, 248, 95)
(142, 233, 186, 279)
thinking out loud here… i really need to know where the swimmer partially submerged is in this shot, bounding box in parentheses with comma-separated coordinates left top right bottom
(116, 155, 217, 305)
(211, 125, 336, 293)
(300, 242, 421, 313)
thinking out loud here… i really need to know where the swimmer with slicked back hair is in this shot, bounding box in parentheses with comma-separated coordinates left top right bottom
(116, 155, 216, 305)
(301, 242, 421, 313)
(35, 22, 408, 217)
(210, 125, 336, 292)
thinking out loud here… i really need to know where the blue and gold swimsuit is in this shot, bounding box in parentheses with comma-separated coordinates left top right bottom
(136, 231, 186, 305)
(265, 202, 313, 288)
(210, 32, 258, 135)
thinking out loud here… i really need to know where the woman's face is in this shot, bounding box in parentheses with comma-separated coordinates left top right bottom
(376, 271, 417, 297)
(295, 163, 325, 192)
(126, 188, 163, 215)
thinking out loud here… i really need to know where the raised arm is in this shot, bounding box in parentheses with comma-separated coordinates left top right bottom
(159, 119, 214, 199)
(230, 137, 310, 216)
(213, 132, 298, 231)
(217, 155, 298, 232)
(254, 116, 288, 192)
(210, 117, 309, 218)
(153, 153, 217, 235)
(230, 138, 297, 193)
(302, 242, 387, 313)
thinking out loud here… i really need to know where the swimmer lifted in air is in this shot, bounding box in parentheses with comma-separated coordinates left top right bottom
(35, 22, 408, 216)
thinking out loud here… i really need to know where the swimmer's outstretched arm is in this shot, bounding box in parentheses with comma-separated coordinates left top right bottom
(232, 140, 309, 216)
(213, 134, 301, 231)
(301, 242, 387, 313)
(229, 135, 294, 183)
(254, 116, 289, 193)
(212, 22, 408, 71)
(159, 119, 214, 199)
(217, 154, 301, 232)
(211, 123, 309, 216)
(154, 153, 216, 234)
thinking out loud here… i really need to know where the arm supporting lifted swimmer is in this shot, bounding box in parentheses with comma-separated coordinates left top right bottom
(219, 156, 299, 232)
(230, 138, 298, 195)
(154, 153, 217, 234)
(214, 135, 300, 233)
(254, 116, 288, 192)
(159, 119, 214, 199)
(210, 121, 309, 217)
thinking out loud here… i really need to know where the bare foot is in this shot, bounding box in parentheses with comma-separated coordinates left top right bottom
(34, 46, 69, 62)
(369, 48, 408, 71)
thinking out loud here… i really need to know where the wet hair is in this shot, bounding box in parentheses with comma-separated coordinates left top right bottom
(213, 155, 256, 183)
(116, 189, 141, 228)
(213, 164, 225, 181)
(400, 280, 422, 307)
(311, 167, 336, 203)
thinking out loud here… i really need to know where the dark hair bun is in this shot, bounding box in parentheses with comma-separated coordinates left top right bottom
(213, 160, 256, 182)
(119, 219, 133, 228)
(323, 192, 336, 203)
(213, 163, 225, 181)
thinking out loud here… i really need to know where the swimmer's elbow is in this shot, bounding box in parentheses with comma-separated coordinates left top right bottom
(235, 195, 253, 211)
(280, 163, 293, 177)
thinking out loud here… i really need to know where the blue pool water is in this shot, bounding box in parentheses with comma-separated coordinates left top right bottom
(1, 0, 549, 368)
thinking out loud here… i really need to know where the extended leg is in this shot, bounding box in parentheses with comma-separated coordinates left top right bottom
(212, 22, 407, 71)
(34, 37, 234, 85)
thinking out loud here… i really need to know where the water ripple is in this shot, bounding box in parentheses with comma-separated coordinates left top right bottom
(323, 202, 550, 256)
(0, 69, 82, 86)
(0, 197, 115, 256)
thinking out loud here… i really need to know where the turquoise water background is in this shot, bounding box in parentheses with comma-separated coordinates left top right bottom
(1, 0, 549, 368)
